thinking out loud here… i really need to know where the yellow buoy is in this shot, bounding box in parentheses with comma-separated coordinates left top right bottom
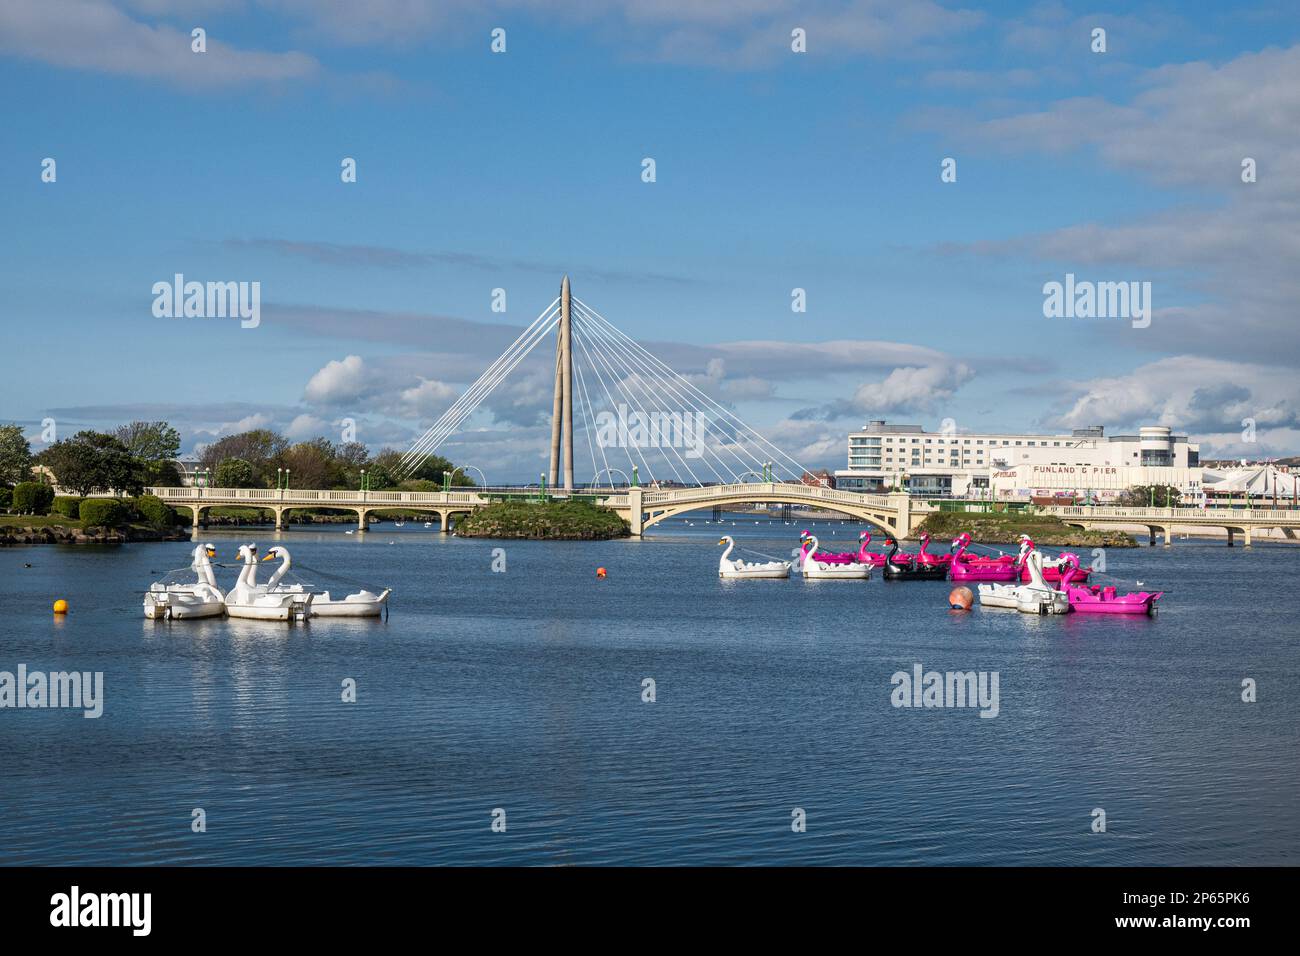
(53, 599, 69, 614)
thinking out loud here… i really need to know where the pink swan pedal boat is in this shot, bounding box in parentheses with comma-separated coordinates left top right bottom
(914, 532, 952, 567)
(947, 533, 1021, 582)
(1060, 559, 1163, 616)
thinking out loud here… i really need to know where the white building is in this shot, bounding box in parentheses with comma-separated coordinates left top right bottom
(834, 420, 1202, 503)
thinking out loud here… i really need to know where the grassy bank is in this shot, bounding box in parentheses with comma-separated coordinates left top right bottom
(915, 510, 1136, 547)
(455, 501, 630, 540)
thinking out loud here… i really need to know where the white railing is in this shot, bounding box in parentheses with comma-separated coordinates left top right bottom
(1040, 505, 1300, 522)
(639, 482, 897, 510)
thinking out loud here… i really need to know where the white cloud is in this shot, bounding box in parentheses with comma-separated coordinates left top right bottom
(397, 377, 458, 419)
(0, 0, 320, 87)
(1044, 356, 1299, 456)
(303, 355, 368, 405)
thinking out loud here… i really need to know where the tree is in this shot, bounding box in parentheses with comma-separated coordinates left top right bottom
(1117, 484, 1182, 508)
(36, 431, 143, 496)
(0, 424, 33, 486)
(279, 438, 339, 490)
(199, 429, 287, 486)
(115, 421, 181, 462)
(214, 458, 256, 488)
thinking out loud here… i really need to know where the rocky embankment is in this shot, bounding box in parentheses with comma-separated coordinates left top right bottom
(0, 524, 188, 545)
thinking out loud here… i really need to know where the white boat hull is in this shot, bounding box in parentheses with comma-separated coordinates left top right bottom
(144, 590, 226, 619)
(802, 561, 871, 579)
(307, 589, 390, 616)
(225, 592, 312, 621)
(976, 585, 1019, 609)
(720, 565, 790, 579)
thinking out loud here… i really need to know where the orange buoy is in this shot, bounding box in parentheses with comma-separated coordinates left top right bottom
(948, 587, 973, 611)
(596, 567, 607, 578)
(52, 599, 69, 614)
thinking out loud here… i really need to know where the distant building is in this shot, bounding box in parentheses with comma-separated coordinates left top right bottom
(834, 420, 1203, 502)
(800, 469, 835, 489)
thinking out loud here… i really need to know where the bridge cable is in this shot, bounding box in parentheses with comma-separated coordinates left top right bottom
(573, 308, 735, 485)
(573, 318, 699, 486)
(573, 300, 798, 479)
(572, 304, 754, 483)
(574, 297, 808, 480)
(570, 323, 658, 484)
(400, 302, 560, 473)
(399, 302, 561, 477)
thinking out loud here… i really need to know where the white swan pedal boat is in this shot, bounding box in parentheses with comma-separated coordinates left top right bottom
(978, 550, 1069, 615)
(718, 536, 791, 579)
(226, 544, 313, 621)
(260, 545, 391, 617)
(143, 543, 227, 619)
(800, 535, 871, 579)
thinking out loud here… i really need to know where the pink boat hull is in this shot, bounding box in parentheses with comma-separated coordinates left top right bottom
(1063, 585, 1162, 615)
(950, 562, 1020, 582)
(1021, 565, 1090, 583)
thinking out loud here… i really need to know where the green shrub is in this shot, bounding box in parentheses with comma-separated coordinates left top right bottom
(134, 494, 176, 529)
(52, 496, 84, 518)
(0, 486, 11, 510)
(12, 481, 55, 515)
(79, 498, 127, 528)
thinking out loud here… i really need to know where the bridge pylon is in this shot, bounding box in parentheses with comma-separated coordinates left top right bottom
(547, 275, 574, 491)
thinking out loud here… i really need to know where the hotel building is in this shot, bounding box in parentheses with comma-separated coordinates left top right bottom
(834, 420, 1203, 503)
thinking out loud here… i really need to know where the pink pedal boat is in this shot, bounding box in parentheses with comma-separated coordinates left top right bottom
(948, 533, 1021, 582)
(1059, 558, 1163, 616)
(1017, 536, 1089, 583)
(915, 532, 952, 567)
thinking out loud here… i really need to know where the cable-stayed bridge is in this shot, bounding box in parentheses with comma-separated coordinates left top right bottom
(396, 275, 812, 492)
(144, 277, 1300, 543)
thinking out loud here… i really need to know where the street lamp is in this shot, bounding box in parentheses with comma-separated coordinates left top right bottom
(360, 469, 367, 492)
(284, 469, 290, 490)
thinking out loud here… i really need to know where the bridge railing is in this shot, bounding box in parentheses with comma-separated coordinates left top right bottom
(639, 482, 895, 509)
(1039, 505, 1299, 521)
(146, 486, 491, 505)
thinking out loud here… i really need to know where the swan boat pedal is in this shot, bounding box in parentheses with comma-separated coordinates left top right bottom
(977, 550, 1070, 614)
(800, 535, 871, 579)
(225, 544, 313, 621)
(881, 537, 949, 581)
(143, 543, 226, 619)
(262, 545, 391, 616)
(717, 536, 791, 578)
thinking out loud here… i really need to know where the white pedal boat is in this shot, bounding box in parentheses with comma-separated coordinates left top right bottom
(800, 535, 871, 579)
(718, 536, 791, 579)
(144, 543, 226, 619)
(227, 544, 312, 621)
(261, 546, 391, 617)
(978, 550, 1070, 615)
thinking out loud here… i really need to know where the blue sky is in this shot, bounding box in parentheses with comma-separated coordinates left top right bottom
(3, 0, 1299, 480)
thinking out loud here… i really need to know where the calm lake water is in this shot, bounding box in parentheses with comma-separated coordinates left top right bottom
(1, 517, 1297, 866)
